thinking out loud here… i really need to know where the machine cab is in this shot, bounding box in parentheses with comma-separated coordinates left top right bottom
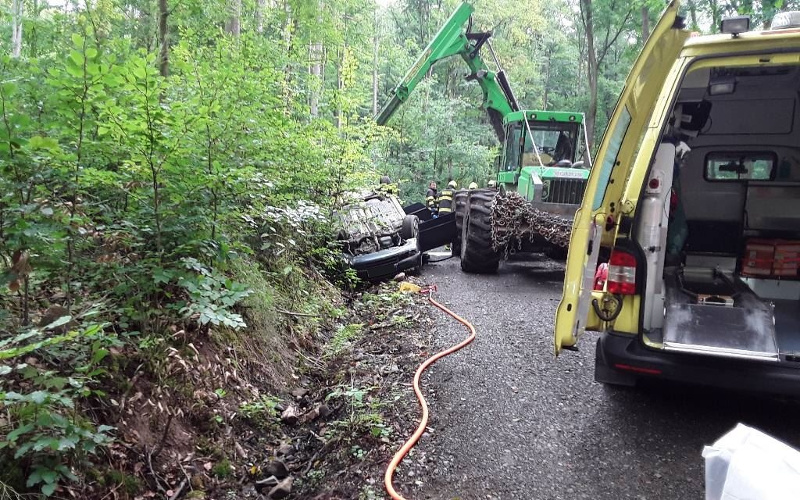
(501, 111, 586, 171)
(497, 111, 591, 207)
(500, 111, 587, 173)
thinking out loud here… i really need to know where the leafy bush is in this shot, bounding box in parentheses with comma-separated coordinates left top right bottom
(0, 323, 119, 496)
(177, 258, 252, 329)
(0, 3, 377, 496)
(325, 385, 390, 442)
(238, 395, 282, 428)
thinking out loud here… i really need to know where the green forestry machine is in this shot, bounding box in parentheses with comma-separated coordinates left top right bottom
(377, 2, 592, 273)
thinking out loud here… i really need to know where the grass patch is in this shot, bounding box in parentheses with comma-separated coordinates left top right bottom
(326, 323, 364, 356)
(212, 459, 233, 479)
(238, 395, 282, 428)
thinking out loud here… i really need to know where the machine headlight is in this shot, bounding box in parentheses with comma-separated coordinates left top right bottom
(541, 180, 550, 200)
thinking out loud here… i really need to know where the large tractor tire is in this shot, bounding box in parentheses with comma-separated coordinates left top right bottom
(452, 189, 469, 256)
(460, 189, 500, 273)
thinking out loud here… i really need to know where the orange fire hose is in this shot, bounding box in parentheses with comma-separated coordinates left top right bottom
(384, 285, 477, 500)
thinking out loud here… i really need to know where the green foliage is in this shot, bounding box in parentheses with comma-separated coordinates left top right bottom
(211, 458, 233, 479)
(238, 395, 282, 427)
(0, 0, 395, 495)
(350, 445, 365, 459)
(374, 80, 497, 201)
(177, 258, 252, 330)
(326, 323, 364, 356)
(359, 288, 415, 326)
(0, 0, 759, 495)
(0, 324, 118, 495)
(325, 385, 391, 443)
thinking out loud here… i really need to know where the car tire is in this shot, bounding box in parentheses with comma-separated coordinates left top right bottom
(460, 190, 500, 273)
(401, 215, 419, 240)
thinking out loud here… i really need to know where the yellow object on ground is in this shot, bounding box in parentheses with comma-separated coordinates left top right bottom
(398, 282, 421, 293)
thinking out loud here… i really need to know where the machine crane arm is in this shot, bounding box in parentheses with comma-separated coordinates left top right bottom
(375, 2, 520, 142)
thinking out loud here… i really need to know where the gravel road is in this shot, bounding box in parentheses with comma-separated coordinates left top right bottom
(400, 254, 800, 500)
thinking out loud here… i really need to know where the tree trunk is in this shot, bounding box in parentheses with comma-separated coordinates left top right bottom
(410, 0, 431, 50)
(281, 0, 295, 112)
(336, 46, 344, 129)
(158, 0, 169, 76)
(707, 0, 720, 33)
(30, 0, 38, 57)
(226, 0, 241, 36)
(580, 0, 597, 147)
(542, 45, 553, 110)
(687, 0, 699, 30)
(309, 0, 324, 118)
(574, 19, 586, 96)
(372, 6, 379, 116)
(256, 0, 266, 33)
(641, 6, 650, 40)
(309, 42, 322, 117)
(11, 0, 23, 58)
(587, 54, 597, 147)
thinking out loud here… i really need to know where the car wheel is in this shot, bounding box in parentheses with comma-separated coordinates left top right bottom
(401, 215, 419, 240)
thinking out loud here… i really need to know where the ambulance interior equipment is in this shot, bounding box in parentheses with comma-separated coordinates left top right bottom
(638, 63, 800, 362)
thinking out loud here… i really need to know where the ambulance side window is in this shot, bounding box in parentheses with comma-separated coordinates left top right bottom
(705, 152, 776, 181)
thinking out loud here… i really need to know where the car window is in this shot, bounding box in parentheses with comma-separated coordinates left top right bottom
(705, 152, 776, 181)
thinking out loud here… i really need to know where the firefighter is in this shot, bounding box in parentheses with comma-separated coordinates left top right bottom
(468, 181, 478, 190)
(438, 180, 457, 214)
(426, 181, 438, 216)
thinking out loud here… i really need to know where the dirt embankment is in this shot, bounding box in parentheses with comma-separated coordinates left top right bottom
(100, 277, 436, 500)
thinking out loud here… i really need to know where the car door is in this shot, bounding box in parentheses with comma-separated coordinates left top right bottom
(554, 0, 690, 354)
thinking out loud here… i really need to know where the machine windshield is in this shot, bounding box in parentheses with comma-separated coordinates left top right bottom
(503, 121, 580, 170)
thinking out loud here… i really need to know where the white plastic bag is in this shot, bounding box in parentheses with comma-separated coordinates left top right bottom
(703, 423, 800, 500)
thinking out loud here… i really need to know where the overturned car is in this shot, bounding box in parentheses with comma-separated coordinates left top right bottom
(336, 189, 459, 281)
(336, 192, 423, 280)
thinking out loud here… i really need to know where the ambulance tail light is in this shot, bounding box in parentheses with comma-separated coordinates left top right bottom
(607, 250, 637, 295)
